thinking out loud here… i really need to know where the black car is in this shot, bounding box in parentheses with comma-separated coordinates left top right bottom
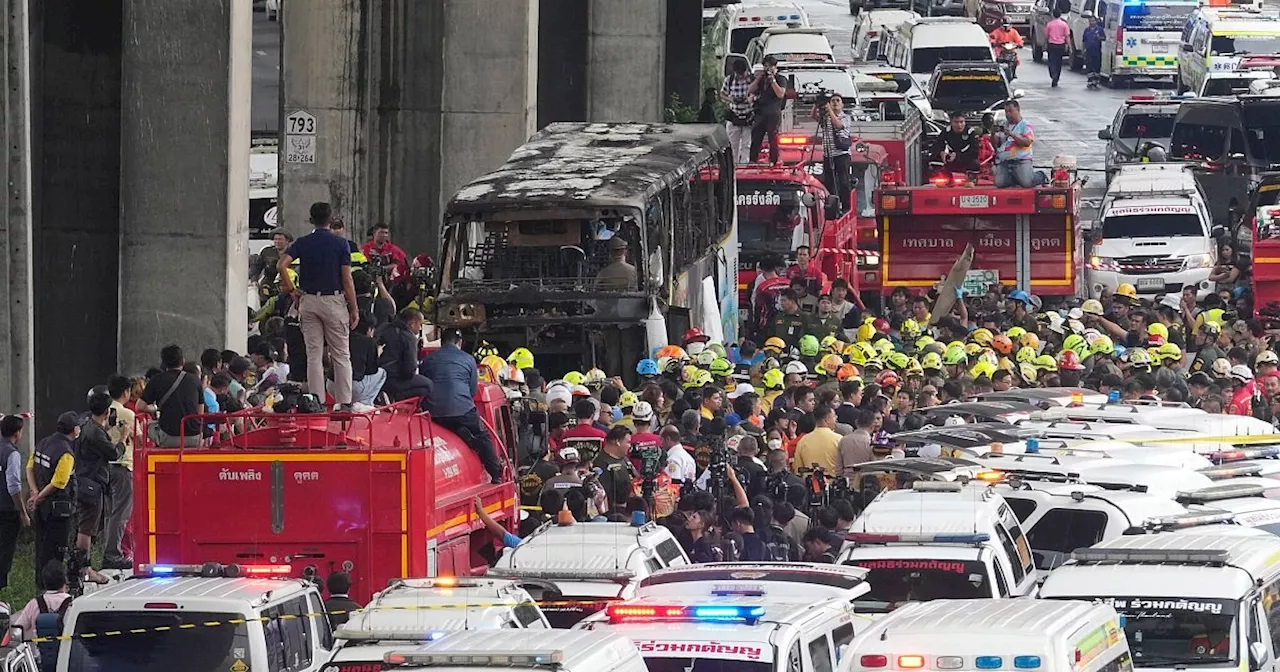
(1232, 171, 1280, 265)
(1170, 95, 1280, 229)
(916, 401, 1040, 425)
(925, 61, 1023, 124)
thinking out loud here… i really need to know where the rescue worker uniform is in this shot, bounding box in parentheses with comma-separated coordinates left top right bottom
(30, 424, 76, 589)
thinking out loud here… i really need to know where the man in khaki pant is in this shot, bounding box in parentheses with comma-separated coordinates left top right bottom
(278, 202, 359, 409)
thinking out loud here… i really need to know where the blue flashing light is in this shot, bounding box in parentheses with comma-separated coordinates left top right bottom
(692, 606, 766, 621)
(1108, 390, 1121, 403)
(1014, 656, 1042, 669)
(1025, 438, 1040, 454)
(777, 14, 787, 19)
(790, 14, 801, 19)
(976, 656, 1004, 669)
(427, 631, 447, 641)
(150, 566, 176, 574)
(933, 533, 991, 543)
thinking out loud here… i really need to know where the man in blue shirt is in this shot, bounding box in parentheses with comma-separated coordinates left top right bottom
(278, 202, 360, 409)
(420, 329, 504, 481)
(1082, 15, 1105, 84)
(0, 415, 27, 590)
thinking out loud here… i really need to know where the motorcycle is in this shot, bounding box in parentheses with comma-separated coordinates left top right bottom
(997, 42, 1019, 81)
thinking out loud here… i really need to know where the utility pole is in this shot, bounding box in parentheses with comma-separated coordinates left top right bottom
(1, 0, 35, 424)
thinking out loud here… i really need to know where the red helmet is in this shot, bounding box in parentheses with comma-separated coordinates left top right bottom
(1146, 334, 1166, 348)
(876, 370, 901, 388)
(873, 318, 891, 335)
(1057, 350, 1085, 371)
(683, 328, 710, 345)
(411, 254, 434, 270)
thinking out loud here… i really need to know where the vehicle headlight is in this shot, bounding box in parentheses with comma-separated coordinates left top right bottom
(1183, 253, 1213, 270)
(1088, 256, 1117, 271)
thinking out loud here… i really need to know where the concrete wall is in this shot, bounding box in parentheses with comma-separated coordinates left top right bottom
(118, 0, 250, 374)
(537, 0, 588, 128)
(588, 0, 666, 122)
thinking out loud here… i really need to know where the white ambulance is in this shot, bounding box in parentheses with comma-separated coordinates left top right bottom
(1095, 0, 1199, 86)
(707, 2, 811, 74)
(1177, 7, 1280, 97)
(838, 599, 1132, 672)
(1039, 531, 1280, 672)
(379, 630, 650, 672)
(577, 563, 873, 672)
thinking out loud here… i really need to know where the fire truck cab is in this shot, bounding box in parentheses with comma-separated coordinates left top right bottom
(874, 165, 1083, 303)
(133, 386, 519, 604)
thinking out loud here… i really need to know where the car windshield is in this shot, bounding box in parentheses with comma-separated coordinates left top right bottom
(1257, 185, 1280, 208)
(867, 71, 915, 94)
(1123, 3, 1194, 31)
(1170, 123, 1226, 161)
(1102, 213, 1203, 238)
(912, 47, 994, 74)
(931, 73, 1008, 105)
(646, 659, 774, 672)
(1050, 597, 1237, 668)
(1243, 103, 1280, 164)
(738, 181, 812, 263)
(1211, 34, 1280, 56)
(1203, 77, 1265, 96)
(790, 71, 858, 101)
(1118, 112, 1176, 139)
(69, 611, 250, 672)
(730, 27, 767, 53)
(844, 558, 991, 604)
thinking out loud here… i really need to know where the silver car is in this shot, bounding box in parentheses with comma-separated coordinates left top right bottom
(1096, 96, 1180, 180)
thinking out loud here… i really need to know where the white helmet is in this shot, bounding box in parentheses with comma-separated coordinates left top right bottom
(1230, 364, 1254, 382)
(784, 361, 809, 376)
(557, 446, 581, 464)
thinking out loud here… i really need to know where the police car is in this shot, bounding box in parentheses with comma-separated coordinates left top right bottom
(837, 482, 1039, 606)
(489, 521, 689, 627)
(1040, 530, 1280, 672)
(324, 577, 550, 669)
(839, 599, 1133, 672)
(56, 562, 333, 672)
(706, 2, 811, 73)
(577, 563, 873, 672)
(1096, 95, 1183, 178)
(376, 630, 650, 672)
(972, 452, 1216, 498)
(1181, 481, 1280, 534)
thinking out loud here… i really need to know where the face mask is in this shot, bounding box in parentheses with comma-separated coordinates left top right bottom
(768, 439, 783, 451)
(611, 407, 623, 423)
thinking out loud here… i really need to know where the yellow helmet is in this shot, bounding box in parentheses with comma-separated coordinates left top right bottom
(1089, 334, 1115, 357)
(1081, 299, 1105, 316)
(905, 358, 925, 377)
(1006, 326, 1027, 341)
(763, 368, 785, 390)
(1034, 354, 1058, 372)
(971, 328, 994, 347)
(820, 335, 839, 353)
(1114, 283, 1138, 301)
(584, 368, 607, 387)
(1019, 332, 1040, 351)
(857, 342, 879, 363)
(856, 322, 875, 343)
(997, 357, 1016, 372)
(901, 318, 922, 340)
(965, 342, 983, 357)
(1147, 323, 1169, 341)
(847, 343, 869, 365)
(763, 337, 786, 354)
(563, 371, 585, 386)
(475, 341, 500, 360)
(1156, 342, 1183, 362)
(695, 350, 717, 367)
(921, 352, 943, 370)
(914, 335, 935, 351)
(479, 355, 507, 382)
(887, 352, 911, 370)
(619, 391, 639, 409)
(874, 339, 895, 357)
(818, 354, 844, 376)
(507, 347, 534, 370)
(1019, 362, 1039, 383)
(944, 345, 969, 366)
(971, 360, 997, 379)
(1016, 346, 1037, 364)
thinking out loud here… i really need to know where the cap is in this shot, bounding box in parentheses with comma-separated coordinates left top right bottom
(727, 383, 756, 400)
(631, 401, 655, 423)
(56, 411, 80, 434)
(1160, 294, 1181, 311)
(608, 237, 629, 250)
(1188, 371, 1214, 386)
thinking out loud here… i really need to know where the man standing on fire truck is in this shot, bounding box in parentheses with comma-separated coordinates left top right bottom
(812, 94, 853, 213)
(421, 328, 505, 482)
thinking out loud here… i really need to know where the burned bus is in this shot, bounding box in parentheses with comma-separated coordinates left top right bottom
(434, 123, 738, 381)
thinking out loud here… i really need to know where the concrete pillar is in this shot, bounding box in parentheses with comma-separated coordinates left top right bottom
(1, 0, 34, 421)
(588, 0, 666, 122)
(537, 0, 588, 127)
(30, 0, 123, 434)
(665, 0, 703, 115)
(118, 0, 250, 374)
(278, 0, 364, 239)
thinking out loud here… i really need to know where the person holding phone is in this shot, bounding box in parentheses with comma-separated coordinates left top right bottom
(748, 56, 787, 164)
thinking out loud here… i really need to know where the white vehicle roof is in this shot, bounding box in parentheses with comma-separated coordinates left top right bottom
(724, 2, 808, 23)
(1199, 9, 1280, 35)
(864, 9, 919, 29)
(1043, 442, 1213, 470)
(977, 388, 1110, 408)
(1040, 530, 1280, 601)
(637, 563, 871, 601)
(900, 17, 988, 48)
(851, 484, 1009, 539)
(1190, 494, 1280, 531)
(384, 629, 645, 672)
(491, 521, 685, 598)
(844, 599, 1119, 658)
(338, 578, 545, 637)
(1006, 485, 1191, 528)
(784, 66, 859, 101)
(1031, 404, 1279, 436)
(760, 31, 834, 57)
(1107, 162, 1198, 193)
(974, 454, 1215, 498)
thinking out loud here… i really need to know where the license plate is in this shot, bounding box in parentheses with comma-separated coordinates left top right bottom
(1137, 278, 1164, 290)
(959, 195, 989, 208)
(1151, 44, 1168, 53)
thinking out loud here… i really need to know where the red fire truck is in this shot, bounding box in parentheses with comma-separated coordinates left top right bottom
(874, 170, 1083, 300)
(133, 387, 519, 603)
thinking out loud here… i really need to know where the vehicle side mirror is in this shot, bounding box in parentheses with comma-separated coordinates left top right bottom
(1013, 89, 1025, 99)
(1230, 152, 1245, 160)
(800, 192, 817, 207)
(1097, 127, 1112, 140)
(826, 195, 841, 219)
(1212, 225, 1227, 239)
(1250, 642, 1268, 671)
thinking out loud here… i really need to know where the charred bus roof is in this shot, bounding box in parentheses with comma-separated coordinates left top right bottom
(446, 122, 732, 216)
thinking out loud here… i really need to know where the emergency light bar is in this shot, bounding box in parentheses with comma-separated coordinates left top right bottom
(1208, 447, 1280, 463)
(860, 655, 1043, 669)
(335, 626, 448, 642)
(138, 562, 293, 579)
(385, 649, 565, 667)
(911, 481, 963, 492)
(1198, 464, 1264, 480)
(1144, 510, 1235, 530)
(605, 603, 765, 624)
(1177, 482, 1268, 504)
(778, 134, 811, 146)
(848, 532, 990, 545)
(488, 568, 635, 582)
(1070, 547, 1230, 565)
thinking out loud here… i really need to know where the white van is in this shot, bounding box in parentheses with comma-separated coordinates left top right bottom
(839, 599, 1133, 672)
(973, 453, 1216, 498)
(1177, 7, 1280, 97)
(1031, 402, 1280, 438)
(1092, 0, 1199, 86)
(837, 482, 1039, 607)
(881, 16, 995, 84)
(578, 563, 872, 672)
(1040, 531, 1280, 672)
(1086, 163, 1214, 301)
(56, 563, 333, 672)
(326, 577, 550, 668)
(380, 630, 650, 672)
(745, 27, 835, 68)
(489, 521, 689, 628)
(707, 2, 811, 74)
(853, 9, 920, 62)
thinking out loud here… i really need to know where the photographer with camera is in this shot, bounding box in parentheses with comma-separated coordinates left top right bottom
(102, 376, 135, 570)
(811, 92, 854, 213)
(748, 57, 787, 164)
(72, 391, 125, 586)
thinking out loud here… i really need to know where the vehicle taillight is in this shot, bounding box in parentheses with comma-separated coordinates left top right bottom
(880, 193, 910, 212)
(778, 134, 810, 146)
(1115, 27, 1123, 55)
(899, 656, 926, 669)
(861, 655, 889, 668)
(951, 173, 968, 187)
(240, 564, 293, 576)
(930, 173, 950, 187)
(1036, 192, 1067, 212)
(144, 602, 179, 609)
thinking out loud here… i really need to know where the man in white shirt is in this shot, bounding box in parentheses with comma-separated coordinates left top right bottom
(661, 424, 697, 485)
(103, 376, 136, 570)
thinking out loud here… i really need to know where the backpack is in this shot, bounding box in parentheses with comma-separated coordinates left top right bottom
(35, 595, 71, 672)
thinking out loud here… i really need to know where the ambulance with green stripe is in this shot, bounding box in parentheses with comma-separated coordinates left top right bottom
(1098, 0, 1198, 86)
(1176, 7, 1280, 97)
(1040, 531, 1280, 672)
(839, 599, 1133, 672)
